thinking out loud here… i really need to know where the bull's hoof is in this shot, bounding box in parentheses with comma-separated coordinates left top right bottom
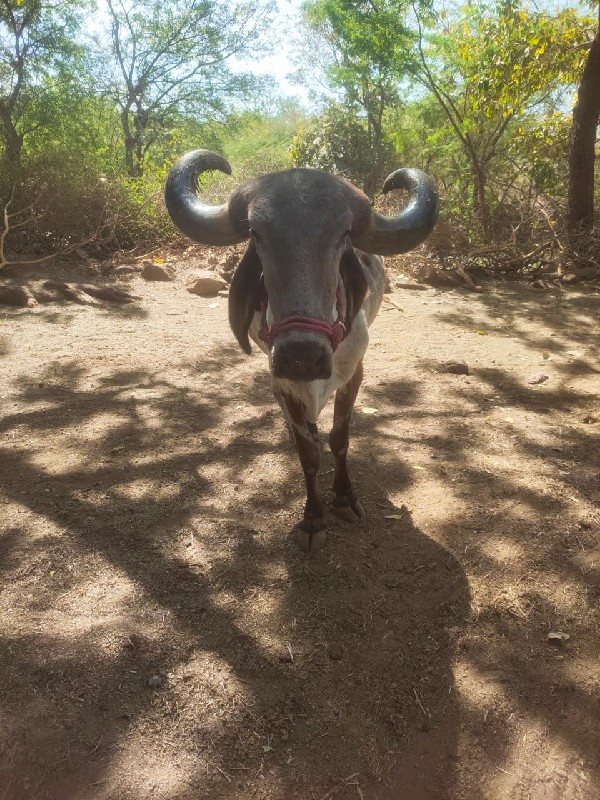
(332, 498, 365, 523)
(294, 527, 327, 553)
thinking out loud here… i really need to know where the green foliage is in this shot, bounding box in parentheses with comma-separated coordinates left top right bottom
(223, 103, 304, 174)
(414, 1, 596, 234)
(422, 2, 594, 127)
(290, 102, 395, 190)
(0, 0, 88, 164)
(103, 0, 273, 177)
(508, 113, 572, 196)
(300, 0, 432, 191)
(0, 0, 597, 264)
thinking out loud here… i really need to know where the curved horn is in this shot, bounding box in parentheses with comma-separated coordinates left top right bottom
(353, 168, 440, 256)
(164, 149, 248, 246)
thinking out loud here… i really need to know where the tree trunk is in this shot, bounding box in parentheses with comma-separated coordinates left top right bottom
(0, 106, 24, 170)
(121, 117, 144, 178)
(121, 108, 146, 178)
(470, 157, 489, 237)
(567, 12, 600, 236)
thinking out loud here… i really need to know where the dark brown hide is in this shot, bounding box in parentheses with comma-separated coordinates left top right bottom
(228, 243, 262, 355)
(329, 360, 365, 520)
(274, 389, 326, 550)
(339, 249, 369, 334)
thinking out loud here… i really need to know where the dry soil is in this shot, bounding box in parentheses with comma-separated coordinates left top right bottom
(0, 259, 599, 800)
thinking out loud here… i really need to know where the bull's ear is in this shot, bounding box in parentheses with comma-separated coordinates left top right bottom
(340, 248, 368, 333)
(228, 242, 262, 354)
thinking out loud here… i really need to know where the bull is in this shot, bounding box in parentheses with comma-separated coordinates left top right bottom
(165, 150, 439, 552)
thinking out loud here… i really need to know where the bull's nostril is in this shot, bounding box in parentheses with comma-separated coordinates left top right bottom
(272, 333, 333, 381)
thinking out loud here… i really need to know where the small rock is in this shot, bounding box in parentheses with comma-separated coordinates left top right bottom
(148, 674, 162, 688)
(385, 578, 403, 589)
(187, 272, 228, 297)
(442, 360, 469, 375)
(581, 416, 598, 424)
(547, 631, 570, 646)
(0, 285, 34, 307)
(30, 289, 58, 304)
(81, 285, 139, 304)
(217, 289, 229, 298)
(528, 373, 549, 385)
(141, 262, 174, 281)
(394, 281, 428, 291)
(328, 644, 344, 661)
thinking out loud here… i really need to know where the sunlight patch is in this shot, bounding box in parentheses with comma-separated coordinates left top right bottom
(479, 536, 527, 565)
(93, 746, 190, 800)
(115, 478, 181, 501)
(0, 504, 67, 540)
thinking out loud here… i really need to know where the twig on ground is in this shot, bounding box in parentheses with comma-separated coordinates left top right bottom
(413, 687, 430, 717)
(318, 773, 361, 800)
(216, 765, 232, 783)
(384, 296, 404, 312)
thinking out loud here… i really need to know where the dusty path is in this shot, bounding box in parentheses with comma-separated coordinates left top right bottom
(0, 265, 599, 800)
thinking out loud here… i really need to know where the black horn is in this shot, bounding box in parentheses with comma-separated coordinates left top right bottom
(164, 149, 248, 246)
(353, 168, 440, 256)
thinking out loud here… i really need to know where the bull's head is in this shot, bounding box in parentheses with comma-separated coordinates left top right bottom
(165, 150, 439, 381)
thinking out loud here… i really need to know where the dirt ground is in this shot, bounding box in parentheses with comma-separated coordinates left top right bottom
(0, 256, 599, 800)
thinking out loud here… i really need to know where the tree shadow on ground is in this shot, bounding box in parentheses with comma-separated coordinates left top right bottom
(0, 346, 471, 800)
(434, 283, 600, 364)
(359, 343, 600, 797)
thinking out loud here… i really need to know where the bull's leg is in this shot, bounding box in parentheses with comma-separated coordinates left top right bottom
(275, 390, 326, 553)
(329, 360, 365, 523)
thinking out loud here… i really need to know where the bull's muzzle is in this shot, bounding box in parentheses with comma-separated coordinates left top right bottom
(272, 331, 333, 381)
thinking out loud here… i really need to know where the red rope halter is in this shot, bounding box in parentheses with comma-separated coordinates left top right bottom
(258, 277, 347, 352)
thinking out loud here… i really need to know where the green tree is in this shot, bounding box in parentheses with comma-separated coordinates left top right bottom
(414, 1, 594, 235)
(0, 0, 85, 167)
(104, 0, 273, 178)
(290, 102, 395, 187)
(300, 0, 423, 193)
